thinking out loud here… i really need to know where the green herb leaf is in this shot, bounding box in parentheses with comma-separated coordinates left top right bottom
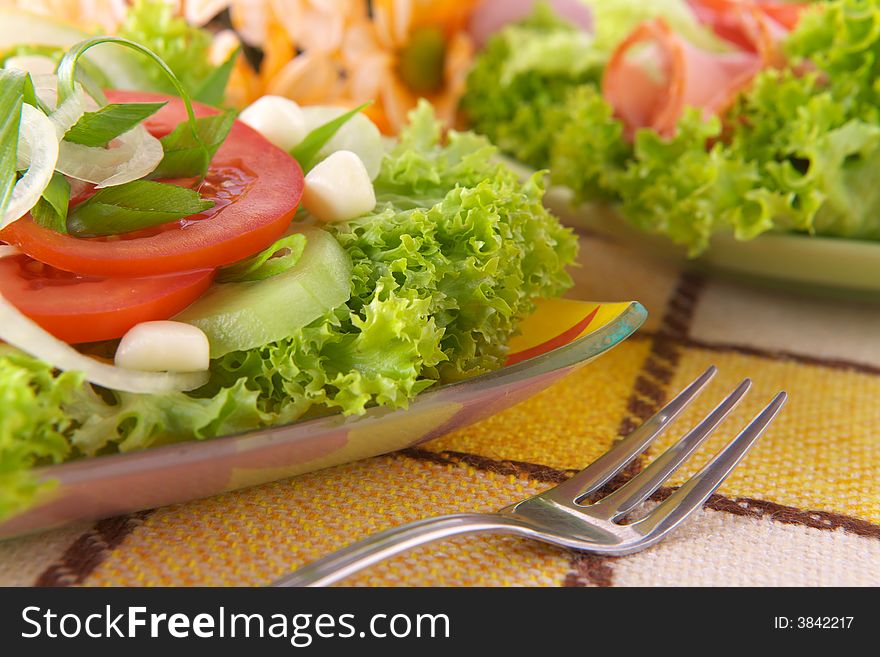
(31, 173, 71, 233)
(151, 110, 236, 179)
(16, 72, 41, 112)
(64, 102, 167, 148)
(57, 37, 209, 172)
(0, 69, 28, 219)
(291, 102, 371, 172)
(67, 180, 213, 237)
(193, 47, 239, 107)
(217, 233, 308, 283)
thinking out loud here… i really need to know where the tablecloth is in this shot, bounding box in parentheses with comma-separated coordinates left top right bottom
(1, 228, 878, 587)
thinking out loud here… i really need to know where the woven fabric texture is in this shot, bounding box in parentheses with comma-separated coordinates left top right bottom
(1, 231, 878, 587)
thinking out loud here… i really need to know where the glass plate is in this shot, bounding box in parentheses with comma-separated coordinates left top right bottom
(0, 299, 646, 539)
(546, 187, 880, 299)
(504, 158, 880, 299)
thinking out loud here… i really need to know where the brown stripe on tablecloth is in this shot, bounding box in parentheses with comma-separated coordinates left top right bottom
(616, 272, 704, 438)
(564, 553, 617, 587)
(402, 448, 576, 484)
(561, 272, 704, 585)
(34, 511, 151, 587)
(630, 331, 880, 377)
(655, 489, 880, 540)
(400, 448, 880, 539)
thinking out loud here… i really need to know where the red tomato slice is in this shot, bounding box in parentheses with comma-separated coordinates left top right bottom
(1, 91, 303, 277)
(0, 254, 215, 343)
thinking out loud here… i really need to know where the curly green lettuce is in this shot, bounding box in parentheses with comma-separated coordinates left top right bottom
(464, 0, 875, 254)
(0, 102, 577, 519)
(461, 3, 603, 168)
(0, 347, 81, 518)
(462, 0, 725, 169)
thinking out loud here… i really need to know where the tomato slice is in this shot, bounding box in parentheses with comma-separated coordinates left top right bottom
(0, 254, 215, 343)
(1, 91, 303, 277)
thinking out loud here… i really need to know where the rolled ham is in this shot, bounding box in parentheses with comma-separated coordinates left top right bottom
(603, 18, 762, 139)
(688, 0, 808, 64)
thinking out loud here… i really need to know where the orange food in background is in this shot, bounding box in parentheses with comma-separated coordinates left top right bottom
(190, 0, 478, 134)
(1, 0, 480, 134)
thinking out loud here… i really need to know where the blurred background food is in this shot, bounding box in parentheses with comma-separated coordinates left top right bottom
(0, 0, 480, 133)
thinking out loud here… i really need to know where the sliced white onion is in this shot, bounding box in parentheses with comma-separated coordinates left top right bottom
(49, 90, 89, 138)
(15, 100, 86, 170)
(17, 80, 87, 164)
(21, 78, 160, 188)
(30, 74, 59, 106)
(0, 291, 209, 394)
(1, 104, 58, 230)
(57, 123, 164, 188)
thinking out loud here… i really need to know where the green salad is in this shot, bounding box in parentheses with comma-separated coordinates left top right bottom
(463, 0, 872, 255)
(0, 22, 576, 519)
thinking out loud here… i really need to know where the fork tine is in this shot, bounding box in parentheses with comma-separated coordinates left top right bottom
(546, 366, 718, 502)
(630, 391, 787, 543)
(592, 379, 751, 520)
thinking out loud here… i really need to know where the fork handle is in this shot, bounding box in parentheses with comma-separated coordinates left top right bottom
(271, 513, 528, 587)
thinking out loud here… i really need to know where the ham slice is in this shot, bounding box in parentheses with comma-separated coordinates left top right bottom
(688, 0, 808, 64)
(603, 19, 761, 138)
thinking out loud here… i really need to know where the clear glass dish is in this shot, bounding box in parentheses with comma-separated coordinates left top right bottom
(0, 299, 646, 539)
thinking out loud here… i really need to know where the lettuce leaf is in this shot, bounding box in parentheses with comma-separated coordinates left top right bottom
(117, 0, 215, 98)
(462, 3, 602, 168)
(0, 347, 81, 518)
(0, 102, 577, 518)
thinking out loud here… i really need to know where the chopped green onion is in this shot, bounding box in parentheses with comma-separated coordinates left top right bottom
(151, 110, 236, 179)
(0, 69, 29, 219)
(30, 172, 70, 233)
(193, 47, 240, 107)
(56, 37, 208, 172)
(217, 233, 308, 283)
(291, 102, 371, 172)
(66, 179, 213, 237)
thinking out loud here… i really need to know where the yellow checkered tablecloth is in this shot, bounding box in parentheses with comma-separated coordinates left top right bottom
(1, 230, 878, 587)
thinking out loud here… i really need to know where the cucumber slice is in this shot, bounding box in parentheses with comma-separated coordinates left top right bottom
(0, 8, 157, 91)
(176, 229, 352, 359)
(301, 106, 385, 180)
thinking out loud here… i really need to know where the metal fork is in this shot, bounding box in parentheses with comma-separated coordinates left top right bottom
(272, 367, 786, 587)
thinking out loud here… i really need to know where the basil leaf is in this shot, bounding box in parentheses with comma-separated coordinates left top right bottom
(67, 180, 213, 237)
(217, 233, 308, 283)
(64, 102, 167, 148)
(193, 47, 240, 107)
(291, 102, 371, 173)
(151, 110, 236, 179)
(0, 69, 28, 219)
(31, 173, 71, 233)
